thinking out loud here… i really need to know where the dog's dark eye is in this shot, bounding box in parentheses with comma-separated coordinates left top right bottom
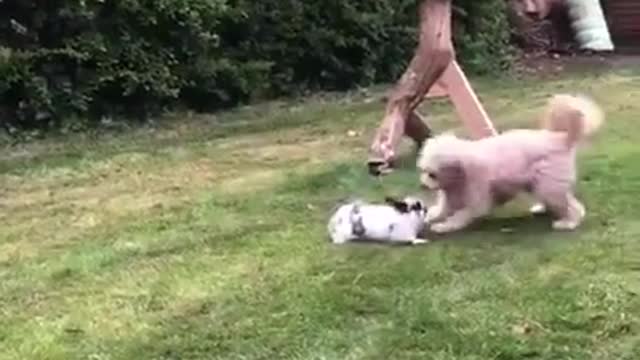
(427, 172, 437, 179)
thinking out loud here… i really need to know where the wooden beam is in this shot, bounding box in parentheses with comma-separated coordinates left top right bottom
(426, 61, 497, 138)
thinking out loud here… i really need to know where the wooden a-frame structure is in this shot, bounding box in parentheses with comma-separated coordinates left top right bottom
(368, 0, 498, 175)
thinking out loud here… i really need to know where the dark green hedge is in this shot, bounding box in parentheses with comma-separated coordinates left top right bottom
(0, 0, 512, 133)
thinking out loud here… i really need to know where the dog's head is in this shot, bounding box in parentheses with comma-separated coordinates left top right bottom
(416, 134, 467, 191)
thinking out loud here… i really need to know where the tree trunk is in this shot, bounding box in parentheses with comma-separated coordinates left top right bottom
(368, 0, 454, 175)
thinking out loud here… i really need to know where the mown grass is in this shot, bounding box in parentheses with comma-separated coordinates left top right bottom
(1, 69, 640, 359)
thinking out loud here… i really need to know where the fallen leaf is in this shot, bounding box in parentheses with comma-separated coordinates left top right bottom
(512, 323, 532, 335)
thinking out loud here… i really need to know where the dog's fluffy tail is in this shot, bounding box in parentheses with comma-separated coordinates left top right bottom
(540, 94, 604, 146)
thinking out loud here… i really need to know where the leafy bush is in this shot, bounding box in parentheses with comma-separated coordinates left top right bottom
(0, 0, 513, 133)
(453, 0, 514, 75)
(220, 1, 420, 93)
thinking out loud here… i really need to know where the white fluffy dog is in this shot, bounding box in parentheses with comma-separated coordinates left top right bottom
(328, 196, 429, 245)
(417, 94, 604, 234)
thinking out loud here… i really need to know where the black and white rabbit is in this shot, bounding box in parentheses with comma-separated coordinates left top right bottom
(328, 196, 429, 245)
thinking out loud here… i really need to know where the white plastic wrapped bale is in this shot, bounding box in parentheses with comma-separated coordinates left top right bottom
(566, 0, 614, 51)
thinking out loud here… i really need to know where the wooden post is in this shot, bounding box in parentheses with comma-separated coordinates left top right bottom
(368, 0, 497, 175)
(368, 0, 454, 175)
(433, 61, 497, 138)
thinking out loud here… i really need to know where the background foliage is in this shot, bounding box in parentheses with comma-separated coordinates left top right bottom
(0, 0, 512, 133)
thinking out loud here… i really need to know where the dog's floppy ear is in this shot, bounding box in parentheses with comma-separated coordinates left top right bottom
(384, 196, 409, 213)
(438, 159, 466, 190)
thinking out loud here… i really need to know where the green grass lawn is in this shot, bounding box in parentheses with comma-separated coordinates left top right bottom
(2, 69, 640, 359)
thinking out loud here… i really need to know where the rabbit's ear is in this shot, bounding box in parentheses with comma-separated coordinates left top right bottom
(385, 196, 409, 213)
(410, 201, 424, 212)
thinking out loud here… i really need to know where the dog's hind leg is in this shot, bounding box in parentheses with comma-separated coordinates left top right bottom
(553, 193, 585, 230)
(570, 194, 586, 219)
(536, 186, 583, 231)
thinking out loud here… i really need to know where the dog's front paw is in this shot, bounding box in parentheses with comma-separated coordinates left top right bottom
(430, 222, 457, 234)
(552, 219, 579, 231)
(424, 206, 443, 224)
